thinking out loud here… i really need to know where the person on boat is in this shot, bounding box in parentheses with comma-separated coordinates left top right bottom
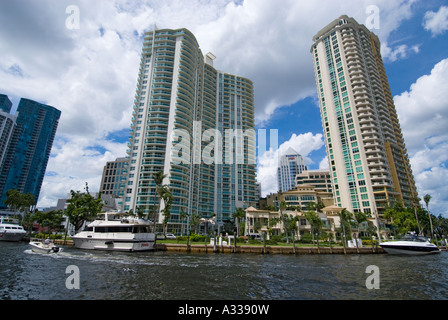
(45, 238, 50, 246)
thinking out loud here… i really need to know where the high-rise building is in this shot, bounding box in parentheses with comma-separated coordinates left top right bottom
(99, 157, 128, 197)
(0, 97, 61, 208)
(124, 28, 257, 233)
(311, 15, 418, 216)
(0, 95, 18, 199)
(277, 147, 307, 193)
(0, 94, 13, 113)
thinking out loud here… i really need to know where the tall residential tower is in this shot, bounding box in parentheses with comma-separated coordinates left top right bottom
(311, 16, 418, 216)
(0, 97, 60, 208)
(124, 28, 257, 233)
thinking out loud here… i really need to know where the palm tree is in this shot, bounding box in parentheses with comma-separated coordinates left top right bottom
(158, 185, 173, 234)
(233, 208, 245, 238)
(424, 194, 434, 240)
(411, 196, 422, 235)
(280, 201, 289, 244)
(151, 171, 167, 232)
(353, 211, 368, 253)
(304, 210, 323, 252)
(338, 209, 352, 253)
(180, 209, 188, 236)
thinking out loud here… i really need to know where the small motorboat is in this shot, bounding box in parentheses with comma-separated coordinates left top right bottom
(380, 234, 440, 255)
(29, 241, 61, 254)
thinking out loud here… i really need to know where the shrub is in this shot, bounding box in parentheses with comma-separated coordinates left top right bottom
(298, 233, 313, 244)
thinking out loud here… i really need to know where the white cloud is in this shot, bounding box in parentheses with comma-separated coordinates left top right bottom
(195, 0, 419, 123)
(394, 58, 448, 155)
(0, 0, 424, 208)
(423, 5, 448, 37)
(257, 132, 324, 196)
(395, 58, 448, 217)
(319, 156, 329, 170)
(380, 43, 420, 62)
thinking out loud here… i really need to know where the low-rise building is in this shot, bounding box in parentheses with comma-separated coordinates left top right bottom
(265, 184, 334, 211)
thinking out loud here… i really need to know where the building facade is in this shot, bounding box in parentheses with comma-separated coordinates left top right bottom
(99, 157, 128, 197)
(295, 169, 332, 194)
(0, 97, 61, 208)
(0, 95, 18, 201)
(266, 184, 334, 212)
(311, 15, 418, 216)
(277, 147, 307, 192)
(124, 28, 257, 233)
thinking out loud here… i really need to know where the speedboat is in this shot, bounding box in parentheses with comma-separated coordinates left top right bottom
(72, 211, 155, 252)
(0, 217, 26, 242)
(380, 234, 440, 255)
(29, 241, 61, 254)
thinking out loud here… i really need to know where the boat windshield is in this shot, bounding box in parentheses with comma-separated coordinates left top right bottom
(401, 234, 429, 242)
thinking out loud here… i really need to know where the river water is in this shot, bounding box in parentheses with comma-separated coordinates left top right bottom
(1, 242, 447, 301)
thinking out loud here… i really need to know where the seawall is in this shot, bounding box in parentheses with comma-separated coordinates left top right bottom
(154, 243, 385, 254)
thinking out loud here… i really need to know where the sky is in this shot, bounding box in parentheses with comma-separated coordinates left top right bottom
(1, 0, 447, 217)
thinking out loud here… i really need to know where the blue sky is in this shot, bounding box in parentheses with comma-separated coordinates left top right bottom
(1, 0, 447, 216)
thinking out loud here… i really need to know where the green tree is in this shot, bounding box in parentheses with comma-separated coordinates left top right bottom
(4, 189, 35, 215)
(65, 183, 103, 233)
(353, 211, 369, 252)
(434, 215, 448, 241)
(411, 196, 422, 235)
(304, 210, 323, 249)
(189, 212, 201, 234)
(151, 171, 167, 232)
(423, 194, 434, 240)
(283, 214, 299, 248)
(180, 209, 189, 236)
(233, 208, 245, 238)
(384, 203, 419, 237)
(279, 200, 290, 243)
(33, 209, 64, 238)
(338, 209, 353, 251)
(158, 184, 173, 234)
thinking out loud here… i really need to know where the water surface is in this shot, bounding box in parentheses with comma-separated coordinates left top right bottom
(1, 242, 447, 300)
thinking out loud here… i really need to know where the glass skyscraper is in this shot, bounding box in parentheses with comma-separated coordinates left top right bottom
(0, 97, 61, 208)
(277, 147, 307, 192)
(311, 15, 418, 216)
(124, 28, 257, 233)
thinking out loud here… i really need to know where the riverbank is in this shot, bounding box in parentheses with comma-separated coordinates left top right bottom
(29, 238, 385, 254)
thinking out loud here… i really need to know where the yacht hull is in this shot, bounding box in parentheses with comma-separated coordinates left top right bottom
(0, 232, 25, 242)
(380, 243, 440, 255)
(72, 237, 155, 252)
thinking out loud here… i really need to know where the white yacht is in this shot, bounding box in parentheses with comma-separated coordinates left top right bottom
(0, 216, 26, 242)
(380, 234, 440, 255)
(72, 211, 155, 252)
